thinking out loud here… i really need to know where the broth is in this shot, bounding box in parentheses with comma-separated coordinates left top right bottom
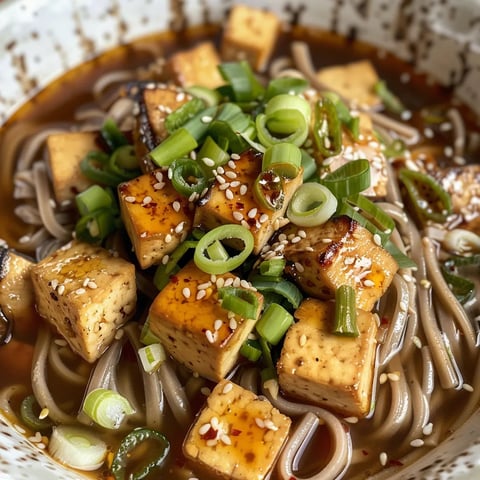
(0, 17, 479, 480)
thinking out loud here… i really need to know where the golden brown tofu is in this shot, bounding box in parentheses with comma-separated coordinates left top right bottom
(278, 298, 378, 417)
(194, 150, 303, 255)
(132, 84, 191, 172)
(184, 379, 291, 480)
(46, 132, 100, 204)
(166, 41, 224, 89)
(0, 246, 39, 342)
(148, 261, 263, 381)
(316, 60, 381, 109)
(118, 170, 194, 269)
(281, 216, 398, 311)
(31, 241, 136, 363)
(221, 5, 281, 72)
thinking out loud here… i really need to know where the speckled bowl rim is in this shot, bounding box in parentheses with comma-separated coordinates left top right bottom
(1, 1, 480, 479)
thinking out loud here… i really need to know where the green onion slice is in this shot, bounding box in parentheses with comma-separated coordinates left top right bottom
(259, 258, 286, 277)
(250, 275, 303, 309)
(20, 395, 53, 433)
(75, 184, 115, 216)
(165, 97, 206, 134)
(287, 182, 337, 227)
(265, 77, 309, 101)
(169, 157, 209, 197)
(374, 80, 406, 115)
(322, 91, 360, 140)
(80, 151, 125, 186)
(149, 128, 198, 167)
(262, 143, 302, 179)
(49, 425, 107, 472)
(217, 61, 265, 103)
(185, 85, 222, 107)
(240, 338, 262, 362)
(110, 144, 139, 171)
(138, 343, 167, 373)
(75, 208, 119, 244)
(300, 149, 318, 181)
(253, 170, 285, 211)
(111, 428, 170, 480)
(313, 96, 342, 158)
(82, 388, 135, 430)
(320, 158, 371, 198)
(398, 168, 452, 225)
(256, 303, 294, 345)
(218, 286, 259, 320)
(194, 224, 254, 274)
(333, 285, 359, 337)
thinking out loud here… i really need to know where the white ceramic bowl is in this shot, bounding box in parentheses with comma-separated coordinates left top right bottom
(1, 1, 480, 479)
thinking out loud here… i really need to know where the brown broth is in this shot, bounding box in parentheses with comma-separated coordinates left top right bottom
(0, 22, 478, 480)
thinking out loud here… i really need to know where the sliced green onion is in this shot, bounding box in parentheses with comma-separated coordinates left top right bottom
(217, 61, 265, 103)
(49, 425, 107, 471)
(80, 151, 125, 186)
(138, 343, 167, 373)
(20, 395, 53, 433)
(149, 128, 198, 167)
(101, 118, 129, 152)
(300, 149, 317, 181)
(111, 428, 170, 480)
(169, 157, 209, 197)
(140, 317, 161, 345)
(82, 388, 135, 430)
(240, 338, 262, 362)
(197, 136, 230, 179)
(322, 91, 360, 140)
(398, 168, 452, 225)
(253, 170, 285, 211)
(320, 159, 371, 198)
(262, 143, 302, 179)
(265, 77, 309, 101)
(194, 224, 254, 274)
(374, 80, 406, 115)
(441, 261, 476, 304)
(165, 97, 206, 134)
(258, 336, 277, 384)
(444, 253, 480, 267)
(337, 194, 395, 246)
(182, 105, 218, 140)
(259, 258, 286, 277)
(208, 119, 250, 154)
(207, 239, 230, 262)
(218, 286, 259, 320)
(256, 303, 293, 345)
(313, 96, 342, 158)
(153, 240, 198, 290)
(250, 275, 303, 309)
(287, 182, 337, 227)
(75, 208, 118, 244)
(186, 85, 222, 107)
(75, 185, 115, 216)
(333, 285, 359, 337)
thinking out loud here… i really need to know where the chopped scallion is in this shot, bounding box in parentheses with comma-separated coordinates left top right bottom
(149, 128, 198, 167)
(218, 286, 259, 320)
(138, 343, 167, 373)
(333, 285, 359, 337)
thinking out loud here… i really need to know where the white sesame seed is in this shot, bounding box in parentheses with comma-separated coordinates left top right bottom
(57, 285, 65, 295)
(410, 439, 424, 448)
(219, 182, 230, 191)
(37, 442, 46, 450)
(295, 262, 304, 273)
(87, 281, 97, 289)
(39, 408, 49, 420)
(82, 277, 90, 287)
(210, 416, 219, 429)
(216, 175, 226, 184)
(165, 234, 173, 243)
(199, 423, 211, 435)
(399, 301, 408, 312)
(162, 255, 170, 265)
(125, 196, 136, 203)
(298, 230, 307, 238)
(175, 222, 185, 234)
(422, 422, 433, 436)
(172, 201, 181, 212)
(142, 195, 152, 205)
(259, 214, 269, 223)
(201, 115, 213, 123)
(50, 279, 59, 290)
(228, 160, 236, 169)
(379, 452, 388, 466)
(221, 434, 232, 445)
(299, 334, 307, 347)
(230, 180, 240, 187)
(233, 277, 241, 287)
(387, 372, 400, 382)
(463, 383, 474, 392)
(229, 318, 238, 330)
(205, 330, 215, 343)
(206, 439, 217, 447)
(196, 289, 207, 300)
(233, 211, 244, 221)
(225, 189, 234, 200)
(363, 279, 375, 287)
(225, 171, 237, 179)
(344, 416, 359, 424)
(240, 279, 250, 289)
(231, 153, 240, 160)
(216, 277, 225, 289)
(254, 418, 265, 429)
(247, 208, 257, 219)
(412, 336, 422, 349)
(202, 157, 215, 167)
(291, 236, 301, 244)
(75, 288, 86, 295)
(222, 382, 233, 394)
(239, 185, 248, 195)
(373, 233, 382, 246)
(214, 319, 223, 331)
(224, 278, 234, 287)
(155, 171, 164, 182)
(379, 373, 388, 384)
(264, 419, 278, 431)
(182, 287, 191, 299)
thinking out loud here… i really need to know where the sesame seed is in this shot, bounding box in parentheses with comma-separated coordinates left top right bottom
(291, 236, 301, 244)
(175, 222, 185, 234)
(264, 419, 278, 431)
(379, 452, 388, 466)
(225, 171, 237, 179)
(239, 185, 248, 195)
(196, 289, 207, 300)
(259, 214, 269, 223)
(298, 230, 307, 238)
(39, 408, 49, 420)
(247, 208, 257, 219)
(221, 434, 231, 445)
(379, 373, 388, 384)
(214, 319, 223, 331)
(233, 211, 244, 221)
(210, 416, 219, 429)
(75, 288, 86, 295)
(51, 279, 59, 290)
(37, 442, 46, 450)
(125, 196, 136, 203)
(182, 287, 191, 299)
(240, 279, 250, 289)
(142, 196, 152, 205)
(188, 192, 199, 203)
(363, 279, 375, 287)
(228, 160, 236, 169)
(201, 387, 211, 396)
(254, 418, 265, 429)
(165, 234, 173, 243)
(82, 277, 90, 287)
(162, 255, 170, 265)
(219, 182, 230, 191)
(229, 318, 237, 330)
(422, 422, 433, 436)
(222, 382, 233, 394)
(216, 277, 225, 289)
(225, 189, 234, 200)
(399, 301, 408, 312)
(202, 157, 215, 167)
(241, 220, 250, 229)
(231, 153, 240, 160)
(172, 201, 181, 212)
(295, 262, 305, 273)
(87, 281, 97, 289)
(344, 416, 359, 424)
(412, 336, 422, 349)
(199, 423, 211, 435)
(205, 330, 215, 343)
(387, 372, 400, 382)
(420, 279, 431, 289)
(373, 233, 382, 246)
(57, 285, 65, 295)
(224, 277, 234, 287)
(201, 115, 213, 123)
(463, 383, 474, 392)
(299, 334, 307, 347)
(216, 174, 226, 184)
(206, 439, 217, 447)
(233, 277, 241, 288)
(410, 439, 424, 448)
(230, 180, 240, 187)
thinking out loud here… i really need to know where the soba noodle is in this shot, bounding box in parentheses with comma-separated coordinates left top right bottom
(0, 18, 479, 480)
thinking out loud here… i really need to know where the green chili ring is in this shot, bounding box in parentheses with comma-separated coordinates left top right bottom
(194, 224, 254, 274)
(170, 157, 209, 197)
(111, 427, 170, 480)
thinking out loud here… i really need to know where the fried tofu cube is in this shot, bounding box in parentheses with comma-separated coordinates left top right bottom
(316, 60, 381, 109)
(282, 216, 398, 311)
(31, 241, 136, 362)
(46, 132, 101, 204)
(118, 170, 194, 269)
(166, 41, 224, 89)
(194, 150, 303, 255)
(131, 84, 191, 171)
(148, 261, 263, 381)
(277, 298, 378, 417)
(0, 246, 39, 342)
(221, 5, 281, 71)
(184, 379, 291, 480)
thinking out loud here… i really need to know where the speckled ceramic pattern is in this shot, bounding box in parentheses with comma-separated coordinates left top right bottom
(1, 0, 480, 479)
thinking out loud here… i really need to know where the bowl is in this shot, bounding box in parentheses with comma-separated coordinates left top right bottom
(1, 0, 480, 479)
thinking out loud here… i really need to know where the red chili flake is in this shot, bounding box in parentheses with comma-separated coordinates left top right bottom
(236, 202, 245, 209)
(230, 428, 242, 436)
(362, 449, 369, 456)
(388, 459, 404, 467)
(380, 316, 390, 326)
(169, 275, 179, 284)
(200, 426, 217, 441)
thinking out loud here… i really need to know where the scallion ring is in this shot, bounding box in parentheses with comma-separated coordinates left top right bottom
(169, 157, 209, 197)
(256, 302, 294, 345)
(218, 286, 259, 320)
(262, 143, 302, 179)
(320, 158, 371, 199)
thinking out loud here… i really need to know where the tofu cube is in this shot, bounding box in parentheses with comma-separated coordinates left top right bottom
(0, 247, 39, 342)
(46, 132, 101, 204)
(148, 261, 263, 381)
(281, 216, 398, 311)
(277, 298, 378, 417)
(118, 170, 194, 269)
(184, 379, 291, 480)
(221, 5, 281, 71)
(166, 41, 224, 89)
(194, 150, 303, 255)
(31, 241, 136, 363)
(316, 60, 381, 109)
(131, 84, 191, 172)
